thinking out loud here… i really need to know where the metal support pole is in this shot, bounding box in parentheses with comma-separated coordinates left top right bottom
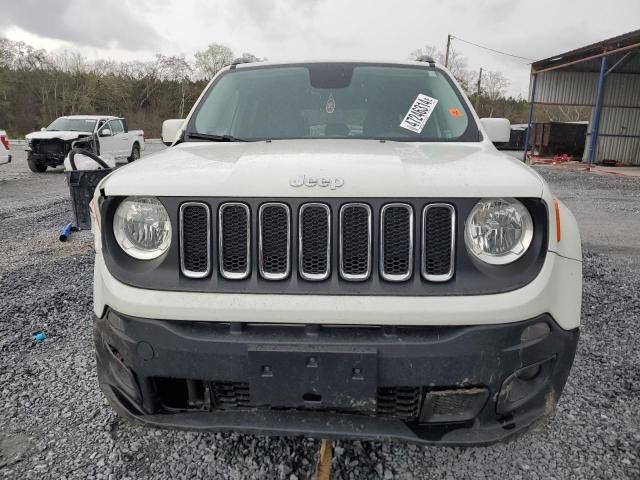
(523, 73, 537, 162)
(587, 56, 608, 168)
(475, 67, 483, 111)
(445, 34, 452, 68)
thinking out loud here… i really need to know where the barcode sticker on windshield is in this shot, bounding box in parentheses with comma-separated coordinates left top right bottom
(400, 94, 438, 134)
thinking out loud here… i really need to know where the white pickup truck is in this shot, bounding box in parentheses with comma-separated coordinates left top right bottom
(25, 115, 144, 172)
(91, 59, 582, 445)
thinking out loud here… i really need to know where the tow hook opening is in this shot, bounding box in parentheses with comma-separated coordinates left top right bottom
(303, 392, 322, 403)
(103, 341, 141, 404)
(496, 355, 557, 415)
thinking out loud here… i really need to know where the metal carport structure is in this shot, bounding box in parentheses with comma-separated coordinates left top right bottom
(523, 30, 640, 166)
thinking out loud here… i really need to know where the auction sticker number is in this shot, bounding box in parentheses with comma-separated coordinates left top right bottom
(400, 94, 438, 134)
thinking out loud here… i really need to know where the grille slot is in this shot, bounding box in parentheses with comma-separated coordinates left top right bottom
(298, 203, 331, 281)
(179, 202, 211, 278)
(422, 204, 455, 282)
(339, 203, 372, 281)
(259, 203, 291, 280)
(211, 382, 251, 410)
(218, 203, 250, 279)
(380, 203, 414, 282)
(376, 386, 422, 420)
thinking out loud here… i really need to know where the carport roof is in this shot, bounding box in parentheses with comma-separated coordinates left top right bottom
(532, 29, 640, 74)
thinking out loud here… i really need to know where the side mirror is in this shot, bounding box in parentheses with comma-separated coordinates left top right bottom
(480, 118, 510, 145)
(41, 127, 47, 132)
(99, 128, 112, 137)
(162, 119, 185, 146)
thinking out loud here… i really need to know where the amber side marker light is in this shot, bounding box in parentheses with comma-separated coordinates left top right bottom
(553, 199, 561, 242)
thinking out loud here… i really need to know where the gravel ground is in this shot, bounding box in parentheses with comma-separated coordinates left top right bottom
(1, 153, 639, 479)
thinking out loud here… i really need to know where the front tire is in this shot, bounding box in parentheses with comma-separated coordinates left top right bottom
(27, 154, 47, 172)
(128, 144, 140, 163)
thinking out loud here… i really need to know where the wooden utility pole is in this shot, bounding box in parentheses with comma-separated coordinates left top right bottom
(444, 34, 452, 68)
(475, 68, 483, 111)
(314, 440, 333, 480)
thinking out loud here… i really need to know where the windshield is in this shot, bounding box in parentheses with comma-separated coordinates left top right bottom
(48, 118, 97, 132)
(187, 63, 479, 142)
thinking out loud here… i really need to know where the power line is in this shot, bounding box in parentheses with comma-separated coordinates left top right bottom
(451, 35, 535, 62)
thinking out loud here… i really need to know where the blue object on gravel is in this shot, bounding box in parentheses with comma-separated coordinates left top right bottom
(33, 331, 47, 342)
(59, 222, 74, 242)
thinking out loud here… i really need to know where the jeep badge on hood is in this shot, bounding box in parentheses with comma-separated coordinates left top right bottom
(290, 175, 344, 189)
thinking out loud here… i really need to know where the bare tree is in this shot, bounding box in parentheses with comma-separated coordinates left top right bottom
(481, 71, 509, 117)
(193, 43, 233, 80)
(156, 54, 193, 117)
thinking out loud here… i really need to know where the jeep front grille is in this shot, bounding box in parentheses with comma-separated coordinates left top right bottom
(339, 203, 372, 281)
(218, 203, 250, 279)
(299, 203, 331, 281)
(259, 203, 291, 280)
(179, 202, 211, 278)
(380, 203, 414, 282)
(179, 200, 455, 284)
(422, 204, 456, 282)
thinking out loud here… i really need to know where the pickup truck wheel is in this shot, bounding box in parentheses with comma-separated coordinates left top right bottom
(128, 144, 140, 163)
(27, 154, 47, 172)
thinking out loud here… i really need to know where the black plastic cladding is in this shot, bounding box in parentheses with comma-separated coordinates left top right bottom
(101, 197, 548, 296)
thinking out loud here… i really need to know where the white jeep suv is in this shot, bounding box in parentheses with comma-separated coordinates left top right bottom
(90, 59, 581, 445)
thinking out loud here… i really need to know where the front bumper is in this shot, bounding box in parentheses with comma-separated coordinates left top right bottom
(29, 151, 66, 167)
(94, 309, 578, 445)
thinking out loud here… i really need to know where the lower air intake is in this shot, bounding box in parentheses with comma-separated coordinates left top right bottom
(211, 382, 251, 410)
(376, 386, 421, 420)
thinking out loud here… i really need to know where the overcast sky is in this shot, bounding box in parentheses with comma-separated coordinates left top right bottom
(1, 0, 639, 96)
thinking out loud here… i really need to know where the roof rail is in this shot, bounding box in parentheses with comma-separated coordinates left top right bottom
(415, 55, 436, 65)
(229, 57, 253, 69)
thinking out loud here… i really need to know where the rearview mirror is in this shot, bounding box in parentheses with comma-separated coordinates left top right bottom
(162, 119, 185, 146)
(480, 118, 510, 145)
(99, 128, 112, 137)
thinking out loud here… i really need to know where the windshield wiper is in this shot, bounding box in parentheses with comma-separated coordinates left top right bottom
(187, 132, 247, 142)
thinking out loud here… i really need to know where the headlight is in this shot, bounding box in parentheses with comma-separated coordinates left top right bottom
(113, 197, 172, 260)
(464, 198, 533, 265)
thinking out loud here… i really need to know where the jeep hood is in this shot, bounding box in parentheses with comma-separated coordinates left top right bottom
(25, 131, 91, 142)
(103, 140, 543, 198)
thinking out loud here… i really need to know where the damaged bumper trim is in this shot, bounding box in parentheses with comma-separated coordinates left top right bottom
(94, 309, 579, 445)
